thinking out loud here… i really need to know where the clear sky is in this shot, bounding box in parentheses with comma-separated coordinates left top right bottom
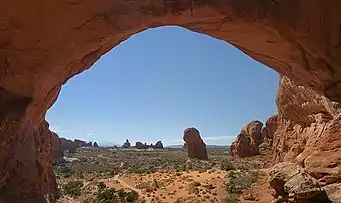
(46, 26, 279, 147)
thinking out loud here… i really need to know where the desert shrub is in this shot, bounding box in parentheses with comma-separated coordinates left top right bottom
(222, 193, 239, 203)
(63, 180, 83, 197)
(235, 162, 260, 170)
(125, 190, 139, 202)
(227, 171, 259, 193)
(96, 188, 118, 202)
(97, 182, 107, 191)
(88, 185, 139, 203)
(175, 198, 182, 203)
(220, 159, 235, 171)
(188, 181, 201, 194)
(54, 165, 74, 178)
(152, 179, 160, 189)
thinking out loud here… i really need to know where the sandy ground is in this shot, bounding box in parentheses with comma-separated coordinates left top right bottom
(238, 170, 275, 203)
(59, 169, 275, 203)
(103, 170, 228, 202)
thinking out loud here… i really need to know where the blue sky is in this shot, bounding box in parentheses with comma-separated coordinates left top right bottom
(46, 26, 279, 146)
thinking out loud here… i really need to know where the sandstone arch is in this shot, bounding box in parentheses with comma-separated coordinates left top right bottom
(1, 1, 341, 202)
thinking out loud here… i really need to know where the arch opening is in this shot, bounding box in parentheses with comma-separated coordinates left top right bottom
(46, 25, 279, 147)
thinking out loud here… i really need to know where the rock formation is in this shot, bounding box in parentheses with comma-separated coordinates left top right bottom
(230, 120, 264, 157)
(230, 116, 281, 157)
(93, 142, 99, 148)
(268, 162, 331, 202)
(74, 139, 92, 147)
(122, 139, 131, 148)
(59, 138, 77, 154)
(135, 141, 148, 149)
(183, 127, 208, 160)
(1, 1, 341, 202)
(50, 132, 64, 164)
(154, 141, 164, 149)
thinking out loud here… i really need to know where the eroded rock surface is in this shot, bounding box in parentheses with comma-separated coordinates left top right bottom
(268, 162, 330, 203)
(230, 120, 263, 157)
(230, 115, 280, 157)
(50, 132, 64, 164)
(1, 1, 341, 202)
(323, 183, 341, 203)
(183, 127, 208, 160)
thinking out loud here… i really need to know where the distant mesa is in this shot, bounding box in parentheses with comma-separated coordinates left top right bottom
(183, 127, 208, 160)
(122, 139, 131, 148)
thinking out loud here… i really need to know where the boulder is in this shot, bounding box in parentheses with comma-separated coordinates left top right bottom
(323, 183, 341, 203)
(268, 162, 330, 202)
(183, 127, 208, 160)
(241, 120, 263, 145)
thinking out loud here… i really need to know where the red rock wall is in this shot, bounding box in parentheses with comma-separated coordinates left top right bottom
(1, 1, 341, 202)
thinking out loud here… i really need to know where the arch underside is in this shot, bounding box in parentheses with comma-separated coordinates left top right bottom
(0, 0, 340, 202)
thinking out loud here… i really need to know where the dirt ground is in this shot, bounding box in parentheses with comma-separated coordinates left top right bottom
(56, 147, 276, 203)
(96, 169, 275, 203)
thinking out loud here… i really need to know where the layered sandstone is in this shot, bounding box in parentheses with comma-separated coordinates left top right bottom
(1, 1, 341, 202)
(183, 127, 208, 160)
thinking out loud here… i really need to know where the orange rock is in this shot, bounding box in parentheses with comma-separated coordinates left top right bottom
(0, 1, 341, 202)
(183, 127, 208, 160)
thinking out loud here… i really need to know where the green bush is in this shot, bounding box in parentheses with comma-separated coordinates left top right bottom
(53, 165, 74, 178)
(175, 198, 182, 203)
(63, 181, 83, 197)
(220, 159, 235, 171)
(235, 162, 260, 170)
(227, 171, 259, 193)
(222, 193, 239, 203)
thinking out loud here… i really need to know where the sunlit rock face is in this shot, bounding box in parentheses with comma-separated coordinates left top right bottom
(183, 127, 208, 160)
(230, 120, 263, 157)
(1, 1, 341, 202)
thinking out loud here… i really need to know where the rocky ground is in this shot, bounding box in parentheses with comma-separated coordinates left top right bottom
(55, 147, 274, 203)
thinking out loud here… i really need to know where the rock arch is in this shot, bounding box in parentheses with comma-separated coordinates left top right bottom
(0, 1, 340, 202)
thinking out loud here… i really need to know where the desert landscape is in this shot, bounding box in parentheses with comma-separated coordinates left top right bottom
(52, 136, 270, 203)
(1, 1, 341, 203)
(51, 122, 338, 203)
